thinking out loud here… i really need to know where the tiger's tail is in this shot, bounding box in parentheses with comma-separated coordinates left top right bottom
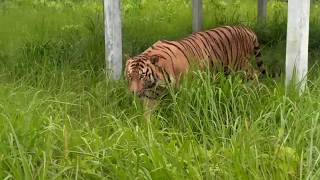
(253, 41, 266, 75)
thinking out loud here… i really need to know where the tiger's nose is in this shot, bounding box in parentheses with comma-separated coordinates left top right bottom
(129, 82, 143, 96)
(129, 81, 138, 91)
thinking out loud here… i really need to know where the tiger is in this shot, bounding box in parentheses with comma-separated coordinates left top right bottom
(125, 26, 266, 101)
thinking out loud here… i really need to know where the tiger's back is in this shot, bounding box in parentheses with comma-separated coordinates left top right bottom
(188, 26, 255, 67)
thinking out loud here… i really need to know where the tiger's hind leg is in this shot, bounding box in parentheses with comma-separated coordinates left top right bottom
(241, 45, 264, 80)
(254, 41, 267, 76)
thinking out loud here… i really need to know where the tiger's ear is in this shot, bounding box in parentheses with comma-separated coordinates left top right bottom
(150, 55, 159, 64)
(125, 57, 133, 66)
(124, 58, 133, 78)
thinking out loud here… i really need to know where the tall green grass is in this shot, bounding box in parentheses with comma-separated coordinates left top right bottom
(1, 0, 320, 179)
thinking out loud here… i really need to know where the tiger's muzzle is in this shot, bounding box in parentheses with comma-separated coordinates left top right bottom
(129, 81, 143, 95)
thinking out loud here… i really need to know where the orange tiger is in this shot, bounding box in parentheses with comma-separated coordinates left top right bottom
(125, 26, 266, 99)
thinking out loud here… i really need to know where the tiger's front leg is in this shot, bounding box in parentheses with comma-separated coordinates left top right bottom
(142, 98, 158, 121)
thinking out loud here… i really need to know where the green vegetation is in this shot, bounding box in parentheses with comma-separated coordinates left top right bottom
(1, 0, 320, 179)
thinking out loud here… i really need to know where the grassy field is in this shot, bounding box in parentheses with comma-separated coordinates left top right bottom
(1, 0, 320, 179)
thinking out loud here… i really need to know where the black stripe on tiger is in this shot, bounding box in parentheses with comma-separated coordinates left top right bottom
(162, 40, 190, 65)
(197, 32, 224, 62)
(208, 30, 229, 62)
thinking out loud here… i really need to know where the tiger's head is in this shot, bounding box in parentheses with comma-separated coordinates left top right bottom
(125, 55, 167, 99)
